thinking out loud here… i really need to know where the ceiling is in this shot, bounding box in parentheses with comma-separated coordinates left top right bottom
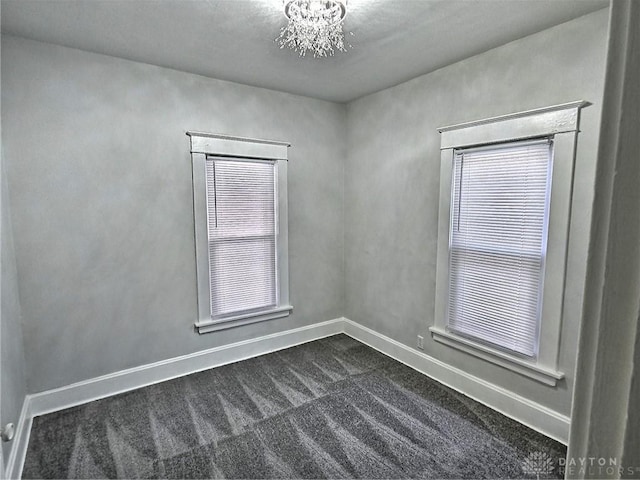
(1, 0, 608, 103)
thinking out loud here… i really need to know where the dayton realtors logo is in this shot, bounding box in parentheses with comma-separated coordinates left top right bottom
(558, 456, 640, 477)
(521, 452, 640, 478)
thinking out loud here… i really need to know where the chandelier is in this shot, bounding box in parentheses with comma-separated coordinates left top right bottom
(277, 0, 349, 58)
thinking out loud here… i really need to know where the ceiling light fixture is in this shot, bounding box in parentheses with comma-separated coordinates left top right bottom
(276, 0, 350, 58)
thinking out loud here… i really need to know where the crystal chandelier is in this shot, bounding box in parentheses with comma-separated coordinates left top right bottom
(277, 0, 349, 58)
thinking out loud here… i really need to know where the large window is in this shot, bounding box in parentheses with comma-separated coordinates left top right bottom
(188, 133, 292, 334)
(448, 140, 552, 358)
(431, 101, 589, 386)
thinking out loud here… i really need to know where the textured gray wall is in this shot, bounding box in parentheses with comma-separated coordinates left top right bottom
(344, 10, 608, 417)
(1, 35, 345, 393)
(1, 156, 27, 465)
(0, 9, 610, 420)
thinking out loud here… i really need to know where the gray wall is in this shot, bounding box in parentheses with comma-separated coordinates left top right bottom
(0, 9, 610, 421)
(1, 35, 346, 393)
(344, 9, 608, 417)
(1, 154, 27, 465)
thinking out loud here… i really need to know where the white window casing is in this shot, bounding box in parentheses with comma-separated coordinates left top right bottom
(430, 101, 590, 386)
(187, 132, 292, 334)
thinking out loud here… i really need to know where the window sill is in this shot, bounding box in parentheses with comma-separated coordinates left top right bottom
(429, 327, 564, 386)
(195, 305, 293, 334)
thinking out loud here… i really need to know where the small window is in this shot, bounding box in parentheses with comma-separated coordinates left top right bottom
(188, 133, 292, 334)
(448, 139, 552, 358)
(431, 101, 590, 386)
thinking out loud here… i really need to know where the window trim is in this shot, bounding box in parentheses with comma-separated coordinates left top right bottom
(187, 132, 292, 334)
(430, 101, 590, 386)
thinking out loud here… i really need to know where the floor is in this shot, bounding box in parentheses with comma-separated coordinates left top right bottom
(22, 334, 566, 479)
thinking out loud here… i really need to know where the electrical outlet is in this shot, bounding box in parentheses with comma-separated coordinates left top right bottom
(417, 335, 424, 350)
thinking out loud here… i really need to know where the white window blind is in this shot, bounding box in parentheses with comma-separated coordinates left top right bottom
(448, 139, 553, 357)
(205, 157, 277, 319)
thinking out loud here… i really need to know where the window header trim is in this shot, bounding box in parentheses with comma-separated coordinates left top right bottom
(186, 131, 290, 160)
(437, 100, 590, 150)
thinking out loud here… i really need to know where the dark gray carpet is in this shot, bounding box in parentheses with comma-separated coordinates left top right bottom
(22, 334, 566, 479)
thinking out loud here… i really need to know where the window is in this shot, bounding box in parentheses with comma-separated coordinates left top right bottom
(207, 158, 277, 318)
(188, 132, 292, 334)
(448, 139, 552, 358)
(431, 101, 589, 386)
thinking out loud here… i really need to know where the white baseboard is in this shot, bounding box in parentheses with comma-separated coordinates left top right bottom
(4, 398, 32, 480)
(8, 315, 570, 478)
(342, 318, 570, 444)
(28, 318, 344, 417)
(5, 317, 342, 479)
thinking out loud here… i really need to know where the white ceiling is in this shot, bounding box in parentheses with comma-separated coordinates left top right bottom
(1, 0, 608, 103)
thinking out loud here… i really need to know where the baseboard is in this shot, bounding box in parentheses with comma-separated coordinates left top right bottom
(28, 317, 344, 418)
(9, 315, 570, 478)
(342, 318, 571, 444)
(4, 397, 32, 480)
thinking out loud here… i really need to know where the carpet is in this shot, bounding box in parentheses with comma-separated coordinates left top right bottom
(22, 334, 566, 479)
